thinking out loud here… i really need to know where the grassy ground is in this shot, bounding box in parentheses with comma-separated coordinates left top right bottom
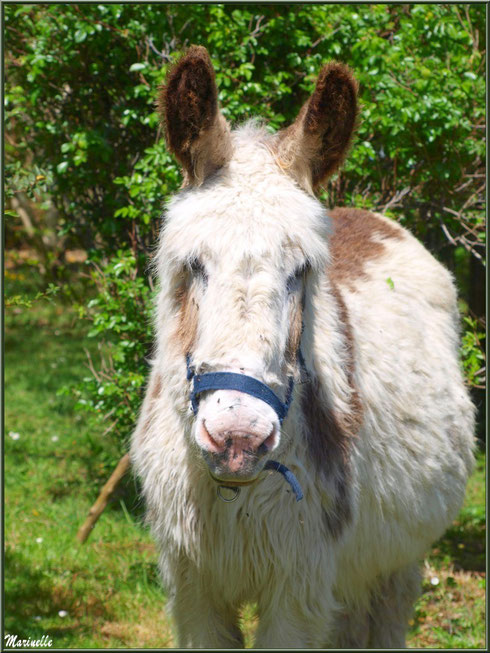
(4, 292, 486, 649)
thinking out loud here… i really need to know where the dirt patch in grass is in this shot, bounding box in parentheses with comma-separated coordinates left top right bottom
(100, 605, 174, 648)
(408, 562, 486, 648)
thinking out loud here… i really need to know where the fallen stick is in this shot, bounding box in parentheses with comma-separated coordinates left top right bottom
(76, 453, 131, 543)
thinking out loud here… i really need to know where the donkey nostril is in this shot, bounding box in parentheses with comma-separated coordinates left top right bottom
(258, 427, 278, 454)
(201, 420, 224, 453)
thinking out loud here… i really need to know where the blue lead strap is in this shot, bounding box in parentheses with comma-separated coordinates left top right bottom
(265, 460, 304, 501)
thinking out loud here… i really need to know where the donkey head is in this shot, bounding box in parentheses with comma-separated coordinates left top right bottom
(157, 46, 357, 485)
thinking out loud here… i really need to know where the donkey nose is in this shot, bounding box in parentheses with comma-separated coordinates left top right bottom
(196, 390, 279, 473)
(195, 389, 279, 477)
(198, 417, 278, 455)
(197, 417, 277, 476)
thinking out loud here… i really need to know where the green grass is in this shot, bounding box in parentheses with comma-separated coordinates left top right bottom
(4, 293, 171, 648)
(407, 453, 486, 649)
(4, 291, 486, 648)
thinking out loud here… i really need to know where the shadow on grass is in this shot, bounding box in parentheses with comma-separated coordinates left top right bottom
(431, 519, 485, 572)
(5, 322, 93, 400)
(97, 469, 148, 527)
(5, 547, 112, 641)
(71, 465, 149, 543)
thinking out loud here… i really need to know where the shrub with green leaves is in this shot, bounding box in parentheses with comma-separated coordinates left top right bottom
(69, 251, 154, 443)
(5, 3, 485, 446)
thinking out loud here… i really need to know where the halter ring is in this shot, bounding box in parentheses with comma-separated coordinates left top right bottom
(217, 485, 241, 502)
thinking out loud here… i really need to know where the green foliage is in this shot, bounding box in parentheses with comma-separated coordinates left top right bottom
(6, 4, 485, 253)
(461, 316, 486, 390)
(5, 3, 485, 444)
(5, 282, 60, 309)
(4, 165, 53, 201)
(69, 251, 154, 443)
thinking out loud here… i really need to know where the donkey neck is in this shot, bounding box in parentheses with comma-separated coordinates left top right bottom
(300, 268, 363, 471)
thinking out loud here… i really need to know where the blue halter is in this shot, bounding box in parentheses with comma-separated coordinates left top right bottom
(186, 355, 295, 424)
(185, 353, 305, 501)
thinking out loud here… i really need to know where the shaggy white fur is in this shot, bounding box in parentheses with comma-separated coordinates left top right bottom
(130, 124, 475, 648)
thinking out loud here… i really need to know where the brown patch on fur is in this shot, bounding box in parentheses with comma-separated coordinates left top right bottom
(301, 377, 353, 539)
(329, 281, 364, 435)
(158, 46, 232, 184)
(301, 375, 356, 474)
(276, 62, 358, 191)
(174, 285, 199, 355)
(286, 295, 303, 364)
(322, 469, 352, 541)
(300, 281, 363, 539)
(329, 207, 403, 288)
(150, 373, 162, 400)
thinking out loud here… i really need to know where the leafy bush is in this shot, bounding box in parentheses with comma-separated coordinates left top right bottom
(461, 316, 486, 390)
(5, 3, 485, 446)
(68, 251, 154, 444)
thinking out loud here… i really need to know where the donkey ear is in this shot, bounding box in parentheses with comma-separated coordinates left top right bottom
(158, 46, 232, 185)
(277, 62, 358, 192)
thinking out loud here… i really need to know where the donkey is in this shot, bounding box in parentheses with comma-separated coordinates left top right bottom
(130, 46, 475, 648)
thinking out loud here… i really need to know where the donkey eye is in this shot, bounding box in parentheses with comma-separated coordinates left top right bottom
(188, 258, 208, 284)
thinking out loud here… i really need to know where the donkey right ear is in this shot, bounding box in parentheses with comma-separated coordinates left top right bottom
(158, 46, 232, 185)
(276, 62, 358, 193)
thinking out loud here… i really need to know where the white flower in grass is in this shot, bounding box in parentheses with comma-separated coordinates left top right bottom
(51, 435, 59, 442)
(36, 537, 43, 544)
(430, 576, 440, 586)
(58, 610, 68, 618)
(9, 431, 20, 440)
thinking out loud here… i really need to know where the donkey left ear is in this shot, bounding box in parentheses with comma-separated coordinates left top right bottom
(276, 62, 358, 192)
(158, 46, 232, 185)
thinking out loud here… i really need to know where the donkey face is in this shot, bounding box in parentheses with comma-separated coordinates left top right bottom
(158, 47, 357, 484)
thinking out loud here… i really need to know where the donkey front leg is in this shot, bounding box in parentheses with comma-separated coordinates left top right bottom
(254, 612, 310, 648)
(368, 563, 422, 649)
(168, 569, 244, 648)
(254, 590, 335, 648)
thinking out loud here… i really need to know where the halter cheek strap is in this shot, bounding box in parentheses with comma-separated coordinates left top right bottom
(186, 355, 295, 424)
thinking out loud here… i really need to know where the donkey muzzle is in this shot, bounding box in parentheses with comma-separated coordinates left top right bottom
(186, 356, 295, 482)
(196, 399, 278, 481)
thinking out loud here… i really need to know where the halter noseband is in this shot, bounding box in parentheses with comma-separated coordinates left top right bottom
(186, 355, 295, 424)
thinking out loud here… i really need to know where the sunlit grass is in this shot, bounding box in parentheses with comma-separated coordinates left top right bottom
(5, 295, 172, 648)
(407, 451, 486, 648)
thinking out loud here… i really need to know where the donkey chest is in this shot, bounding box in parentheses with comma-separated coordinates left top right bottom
(195, 491, 330, 599)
